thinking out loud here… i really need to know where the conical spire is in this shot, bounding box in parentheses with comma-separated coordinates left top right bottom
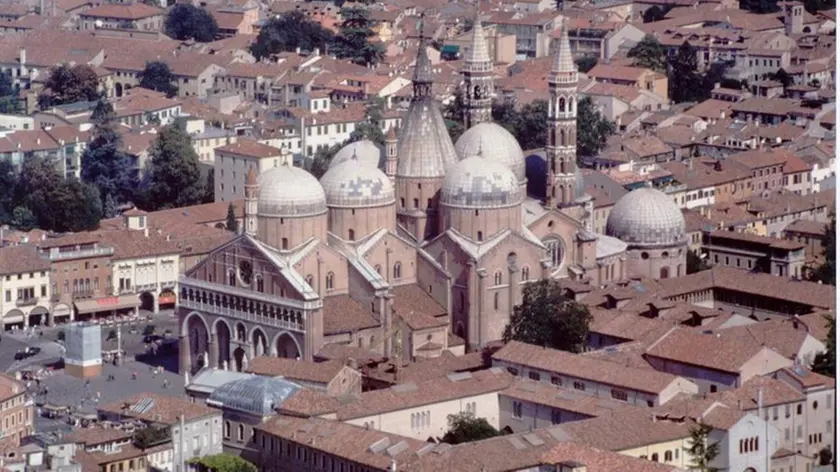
(412, 15, 434, 88)
(465, 8, 491, 66)
(551, 17, 577, 78)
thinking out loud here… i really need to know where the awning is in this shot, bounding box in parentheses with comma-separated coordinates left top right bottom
(441, 44, 460, 54)
(75, 295, 140, 314)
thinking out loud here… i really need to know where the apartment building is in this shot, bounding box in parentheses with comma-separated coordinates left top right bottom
(587, 64, 669, 101)
(774, 366, 835, 459)
(0, 245, 51, 330)
(492, 341, 699, 408)
(0, 373, 34, 449)
(0, 125, 90, 178)
(112, 88, 183, 128)
(704, 230, 806, 278)
(213, 139, 291, 202)
(78, 3, 164, 32)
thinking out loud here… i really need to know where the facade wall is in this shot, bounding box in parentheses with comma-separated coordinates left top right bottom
(498, 394, 594, 433)
(172, 413, 225, 465)
(0, 268, 51, 329)
(620, 438, 690, 469)
(258, 213, 329, 251)
(328, 204, 396, 242)
(624, 244, 687, 280)
(644, 356, 739, 394)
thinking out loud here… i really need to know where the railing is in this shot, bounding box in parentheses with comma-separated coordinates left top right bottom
(160, 280, 176, 289)
(119, 287, 135, 295)
(15, 297, 38, 307)
(135, 283, 156, 293)
(180, 297, 304, 332)
(73, 290, 95, 299)
(47, 247, 114, 261)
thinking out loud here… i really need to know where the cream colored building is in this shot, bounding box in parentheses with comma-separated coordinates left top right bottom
(213, 140, 291, 203)
(186, 118, 239, 164)
(0, 245, 52, 330)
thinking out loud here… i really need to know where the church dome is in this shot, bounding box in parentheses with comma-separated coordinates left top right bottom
(320, 157, 395, 208)
(329, 140, 383, 170)
(454, 122, 526, 182)
(396, 100, 459, 178)
(258, 164, 327, 217)
(606, 187, 686, 246)
(441, 155, 521, 208)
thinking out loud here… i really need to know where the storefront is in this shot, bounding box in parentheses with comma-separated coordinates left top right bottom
(74, 295, 141, 321)
(159, 289, 177, 308)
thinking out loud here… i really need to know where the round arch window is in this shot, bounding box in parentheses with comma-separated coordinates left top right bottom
(641, 252, 650, 260)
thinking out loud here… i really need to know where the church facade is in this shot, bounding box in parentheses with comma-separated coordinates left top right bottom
(177, 18, 686, 374)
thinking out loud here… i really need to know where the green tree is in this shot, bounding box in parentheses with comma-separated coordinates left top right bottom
(103, 193, 118, 219)
(10, 206, 36, 231)
(687, 249, 711, 274)
(642, 5, 671, 22)
(188, 453, 257, 472)
(0, 159, 15, 222)
(442, 412, 500, 445)
(628, 35, 668, 73)
(139, 61, 178, 98)
(684, 422, 720, 472)
(766, 68, 793, 88)
(0, 72, 19, 114)
(225, 202, 238, 233)
(57, 177, 102, 232)
(510, 100, 549, 151)
(310, 143, 343, 179)
(81, 97, 136, 211)
(811, 213, 835, 285)
(818, 446, 833, 465)
(502, 279, 593, 353)
(251, 11, 335, 60)
(576, 97, 615, 158)
(443, 90, 467, 141)
(164, 4, 219, 42)
(332, 7, 385, 66)
(575, 56, 598, 73)
(38, 64, 100, 108)
(13, 156, 98, 232)
(142, 124, 205, 210)
(668, 41, 703, 103)
(812, 314, 835, 378)
(740, 0, 781, 13)
(349, 97, 386, 144)
(203, 169, 215, 204)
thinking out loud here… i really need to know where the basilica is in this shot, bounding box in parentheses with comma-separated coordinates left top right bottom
(177, 18, 689, 374)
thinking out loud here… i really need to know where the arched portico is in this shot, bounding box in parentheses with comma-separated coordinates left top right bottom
(3, 309, 24, 331)
(250, 326, 268, 358)
(28, 306, 49, 327)
(274, 331, 302, 359)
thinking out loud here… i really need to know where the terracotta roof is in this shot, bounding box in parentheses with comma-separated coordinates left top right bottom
(113, 88, 181, 116)
(716, 318, 816, 359)
(61, 427, 130, 446)
(708, 229, 804, 250)
(588, 64, 648, 82)
(0, 245, 49, 276)
(558, 407, 693, 451)
(796, 311, 833, 342)
(393, 284, 447, 330)
(775, 366, 836, 390)
(707, 375, 804, 409)
(644, 327, 779, 374)
(247, 357, 346, 384)
(493, 341, 683, 395)
(97, 392, 219, 425)
(334, 368, 513, 420)
(729, 148, 790, 169)
(322, 294, 380, 335)
(686, 98, 735, 120)
(501, 378, 634, 417)
(363, 351, 489, 386)
(215, 139, 282, 159)
(80, 3, 163, 19)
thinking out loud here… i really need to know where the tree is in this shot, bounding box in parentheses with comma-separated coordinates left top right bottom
(10, 206, 36, 231)
(349, 97, 386, 144)
(818, 446, 833, 465)
(142, 124, 206, 210)
(766, 68, 793, 88)
(502, 279, 593, 353)
(510, 100, 548, 151)
(56, 178, 102, 232)
(0, 72, 19, 114)
(164, 4, 219, 42)
(812, 314, 835, 378)
(684, 422, 720, 472)
(576, 97, 615, 158)
(0, 159, 15, 223)
(332, 7, 385, 66)
(668, 41, 703, 103)
(81, 97, 136, 211)
(642, 5, 671, 22)
(575, 56, 598, 73)
(628, 35, 668, 73)
(687, 249, 711, 274)
(202, 170, 215, 204)
(251, 11, 335, 60)
(225, 202, 239, 233)
(103, 193, 118, 219)
(310, 143, 343, 179)
(442, 412, 500, 445)
(38, 64, 100, 108)
(138, 61, 178, 98)
(188, 454, 257, 472)
(811, 213, 835, 285)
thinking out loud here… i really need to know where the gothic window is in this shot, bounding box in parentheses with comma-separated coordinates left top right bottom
(560, 129, 566, 146)
(558, 97, 566, 113)
(281, 238, 288, 250)
(543, 237, 564, 268)
(473, 85, 481, 99)
(326, 272, 334, 291)
(238, 261, 253, 285)
(477, 231, 483, 241)
(256, 275, 264, 293)
(227, 270, 236, 287)
(660, 267, 670, 279)
(348, 229, 355, 241)
(494, 271, 502, 285)
(494, 292, 499, 310)
(393, 262, 402, 279)
(521, 266, 530, 281)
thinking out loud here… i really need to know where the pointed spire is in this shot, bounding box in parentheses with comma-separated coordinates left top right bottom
(246, 167, 258, 185)
(385, 126, 397, 142)
(551, 17, 577, 78)
(465, 4, 491, 66)
(412, 14, 434, 91)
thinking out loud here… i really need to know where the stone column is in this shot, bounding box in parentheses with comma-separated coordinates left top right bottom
(153, 294, 160, 314)
(476, 268, 487, 348)
(507, 264, 518, 316)
(179, 334, 191, 375)
(208, 333, 219, 369)
(46, 309, 54, 327)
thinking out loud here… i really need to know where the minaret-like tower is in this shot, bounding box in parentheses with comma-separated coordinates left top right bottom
(546, 18, 579, 208)
(461, 8, 493, 129)
(244, 167, 258, 237)
(385, 126, 397, 185)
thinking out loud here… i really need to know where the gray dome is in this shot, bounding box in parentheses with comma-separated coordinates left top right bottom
(258, 164, 327, 217)
(320, 157, 395, 208)
(442, 155, 521, 208)
(207, 375, 300, 416)
(396, 99, 459, 178)
(606, 187, 686, 247)
(329, 140, 383, 170)
(455, 122, 526, 182)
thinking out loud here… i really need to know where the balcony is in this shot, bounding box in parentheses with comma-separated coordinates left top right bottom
(15, 297, 38, 307)
(118, 286, 135, 295)
(73, 290, 95, 299)
(46, 246, 114, 262)
(135, 283, 157, 293)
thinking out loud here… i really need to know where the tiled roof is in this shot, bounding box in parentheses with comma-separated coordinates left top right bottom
(588, 64, 648, 82)
(80, 3, 163, 19)
(247, 357, 346, 384)
(113, 88, 181, 116)
(707, 376, 804, 409)
(334, 368, 513, 420)
(322, 294, 380, 335)
(61, 427, 130, 446)
(775, 365, 836, 390)
(708, 229, 804, 250)
(715, 318, 815, 359)
(215, 139, 282, 159)
(393, 284, 447, 330)
(644, 327, 776, 374)
(501, 378, 633, 417)
(97, 392, 219, 425)
(0, 245, 49, 276)
(493, 341, 683, 394)
(557, 407, 693, 451)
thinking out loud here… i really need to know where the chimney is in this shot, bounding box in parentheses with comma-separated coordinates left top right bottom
(19, 48, 26, 66)
(393, 361, 402, 383)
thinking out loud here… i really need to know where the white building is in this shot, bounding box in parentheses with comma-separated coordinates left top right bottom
(213, 139, 291, 203)
(0, 245, 51, 330)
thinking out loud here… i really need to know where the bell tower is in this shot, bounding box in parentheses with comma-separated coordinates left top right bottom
(461, 8, 493, 129)
(546, 18, 579, 208)
(244, 168, 258, 237)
